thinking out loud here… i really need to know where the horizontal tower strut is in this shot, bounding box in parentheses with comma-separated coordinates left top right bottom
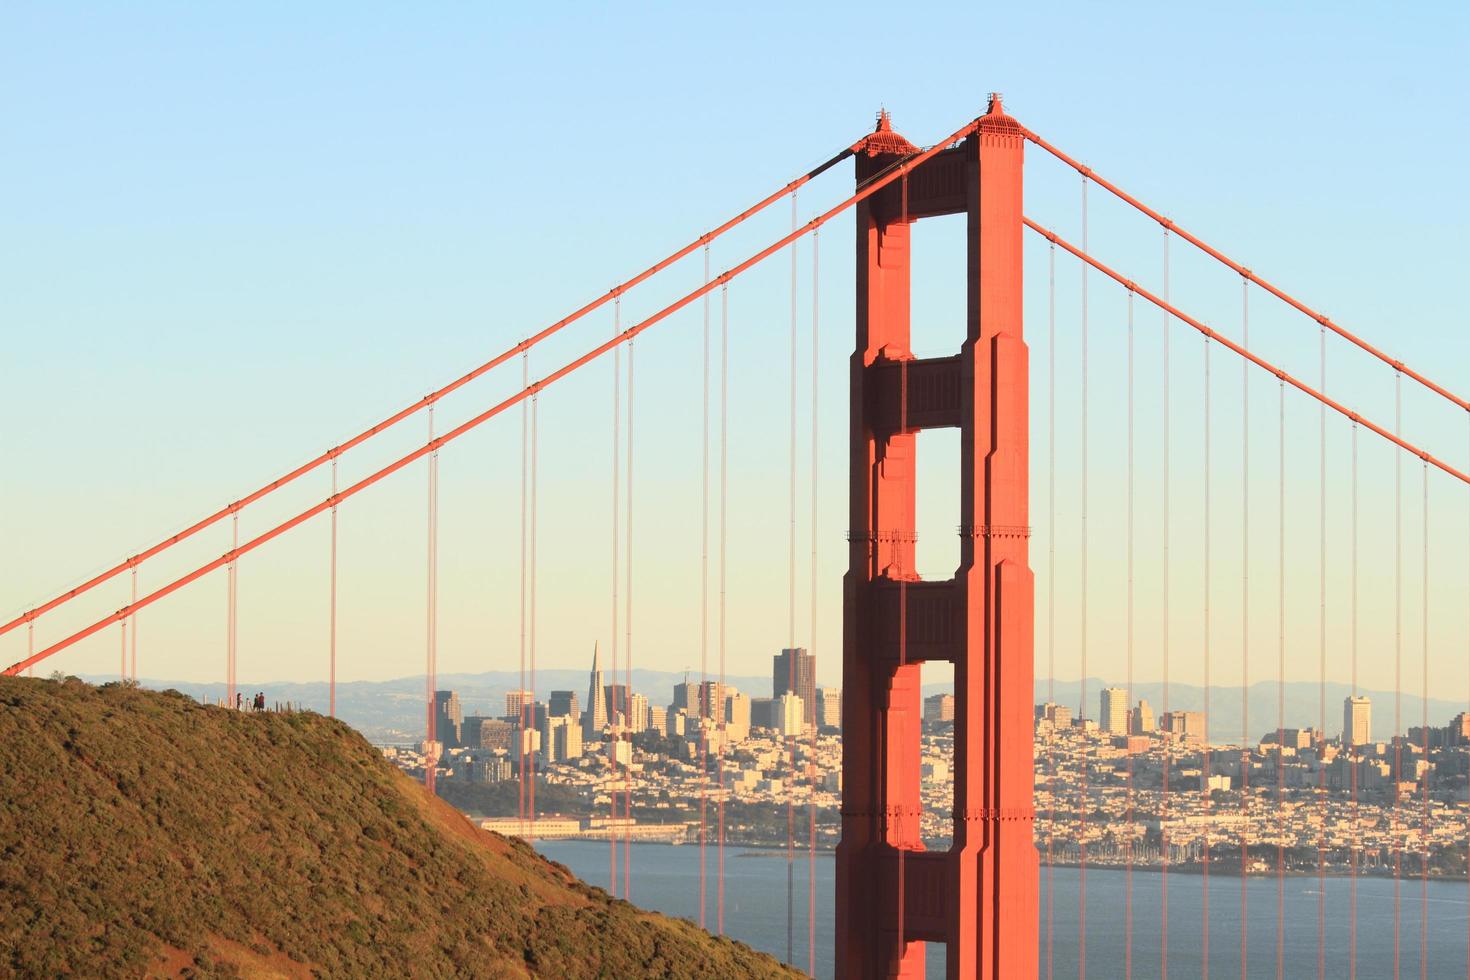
(0, 140, 866, 643)
(1021, 126, 1470, 413)
(4, 115, 987, 678)
(1026, 218, 1470, 487)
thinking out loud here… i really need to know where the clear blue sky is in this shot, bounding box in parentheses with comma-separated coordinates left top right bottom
(3, 2, 1467, 697)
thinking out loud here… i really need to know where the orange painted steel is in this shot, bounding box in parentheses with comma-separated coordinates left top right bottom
(3, 114, 984, 675)
(837, 97, 1036, 979)
(1026, 218, 1470, 487)
(1021, 126, 1470, 413)
(0, 142, 863, 645)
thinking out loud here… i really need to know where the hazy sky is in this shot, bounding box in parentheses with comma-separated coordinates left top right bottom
(3, 3, 1467, 698)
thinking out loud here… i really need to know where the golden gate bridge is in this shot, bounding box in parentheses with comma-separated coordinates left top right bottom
(5, 95, 1468, 979)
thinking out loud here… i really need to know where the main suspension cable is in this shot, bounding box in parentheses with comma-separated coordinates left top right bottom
(1022, 220, 1470, 487)
(0, 140, 869, 645)
(1019, 125, 1470, 413)
(7, 116, 987, 678)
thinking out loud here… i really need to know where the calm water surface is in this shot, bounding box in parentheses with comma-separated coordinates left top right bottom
(536, 840, 1470, 979)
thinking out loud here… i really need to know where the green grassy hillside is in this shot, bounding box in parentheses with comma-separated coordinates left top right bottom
(0, 676, 799, 978)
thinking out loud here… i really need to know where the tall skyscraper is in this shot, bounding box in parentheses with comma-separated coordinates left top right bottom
(1343, 695, 1372, 748)
(773, 647, 817, 726)
(584, 643, 608, 741)
(923, 693, 955, 724)
(434, 690, 463, 749)
(548, 690, 580, 722)
(504, 689, 533, 724)
(775, 692, 805, 737)
(1130, 699, 1156, 735)
(672, 678, 696, 716)
(816, 687, 842, 729)
(604, 683, 629, 726)
(1099, 688, 1128, 735)
(725, 690, 751, 742)
(629, 692, 649, 733)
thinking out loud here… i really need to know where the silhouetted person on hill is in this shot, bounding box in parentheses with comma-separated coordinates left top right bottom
(235, 692, 243, 710)
(254, 692, 264, 711)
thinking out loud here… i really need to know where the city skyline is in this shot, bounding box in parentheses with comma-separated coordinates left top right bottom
(6, 7, 1467, 700)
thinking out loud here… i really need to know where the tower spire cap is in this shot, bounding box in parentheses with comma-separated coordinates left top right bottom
(859, 107, 918, 157)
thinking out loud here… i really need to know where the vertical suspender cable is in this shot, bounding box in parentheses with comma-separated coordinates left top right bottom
(120, 602, 127, 681)
(1046, 240, 1057, 980)
(330, 459, 338, 717)
(787, 191, 798, 969)
(229, 512, 238, 706)
(1240, 279, 1250, 980)
(130, 567, 138, 681)
(699, 246, 711, 931)
(1317, 328, 1328, 980)
(520, 353, 529, 824)
(1161, 228, 1172, 980)
(1276, 379, 1286, 980)
(808, 226, 819, 980)
(718, 282, 729, 935)
(610, 315, 621, 893)
(1421, 461, 1429, 980)
(1202, 324, 1212, 980)
(624, 332, 634, 898)
(1395, 371, 1403, 980)
(1079, 173, 1089, 980)
(1350, 421, 1360, 979)
(1125, 288, 1135, 980)
(530, 386, 539, 838)
(426, 405, 438, 794)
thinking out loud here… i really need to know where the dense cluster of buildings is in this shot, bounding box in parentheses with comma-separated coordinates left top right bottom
(384, 646, 840, 811)
(380, 666, 1470, 864)
(1032, 689, 1470, 870)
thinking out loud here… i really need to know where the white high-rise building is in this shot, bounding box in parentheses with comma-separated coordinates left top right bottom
(776, 692, 804, 737)
(725, 691, 751, 743)
(629, 692, 649, 733)
(1343, 695, 1372, 748)
(1100, 687, 1129, 735)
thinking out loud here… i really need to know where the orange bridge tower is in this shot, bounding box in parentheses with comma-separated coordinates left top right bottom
(836, 94, 1037, 979)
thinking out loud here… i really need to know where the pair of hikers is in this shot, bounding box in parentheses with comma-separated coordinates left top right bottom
(233, 692, 266, 711)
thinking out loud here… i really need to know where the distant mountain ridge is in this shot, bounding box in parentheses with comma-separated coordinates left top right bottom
(0, 675, 797, 977)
